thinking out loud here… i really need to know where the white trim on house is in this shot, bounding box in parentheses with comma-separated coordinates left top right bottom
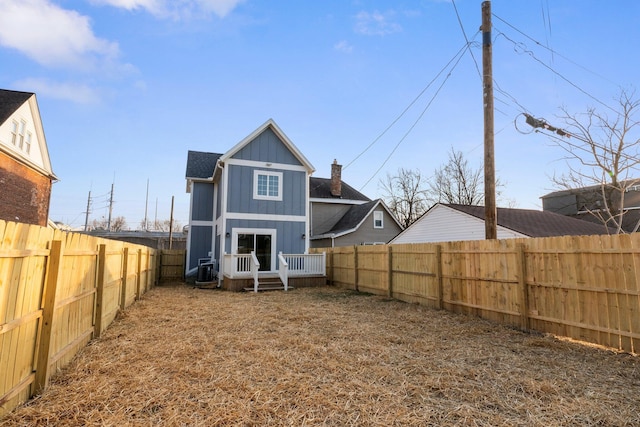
(309, 197, 369, 205)
(225, 212, 307, 222)
(253, 169, 283, 201)
(231, 227, 277, 272)
(226, 157, 308, 172)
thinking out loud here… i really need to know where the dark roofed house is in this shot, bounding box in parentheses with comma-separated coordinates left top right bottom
(541, 182, 640, 233)
(184, 124, 404, 289)
(309, 160, 402, 248)
(390, 203, 612, 244)
(0, 89, 57, 227)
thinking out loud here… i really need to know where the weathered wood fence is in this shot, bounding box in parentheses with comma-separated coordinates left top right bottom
(315, 233, 640, 354)
(0, 220, 183, 416)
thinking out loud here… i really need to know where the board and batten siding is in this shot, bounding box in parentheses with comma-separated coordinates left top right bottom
(232, 127, 302, 166)
(223, 219, 306, 257)
(226, 165, 306, 216)
(392, 204, 526, 244)
(191, 182, 214, 221)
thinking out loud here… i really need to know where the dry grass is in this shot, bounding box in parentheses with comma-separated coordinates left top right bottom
(2, 284, 640, 426)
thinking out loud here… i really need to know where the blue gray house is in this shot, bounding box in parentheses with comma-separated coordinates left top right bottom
(185, 119, 402, 291)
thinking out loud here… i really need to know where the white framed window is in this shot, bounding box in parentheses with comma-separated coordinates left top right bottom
(10, 120, 18, 145)
(10, 120, 30, 155)
(373, 211, 384, 229)
(24, 132, 32, 154)
(253, 170, 283, 201)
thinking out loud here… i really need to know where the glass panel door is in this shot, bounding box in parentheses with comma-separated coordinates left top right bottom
(233, 231, 274, 272)
(255, 234, 271, 272)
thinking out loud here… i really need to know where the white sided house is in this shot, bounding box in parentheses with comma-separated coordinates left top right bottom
(390, 203, 612, 244)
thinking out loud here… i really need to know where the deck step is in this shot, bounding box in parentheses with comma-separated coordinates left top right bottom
(243, 279, 292, 292)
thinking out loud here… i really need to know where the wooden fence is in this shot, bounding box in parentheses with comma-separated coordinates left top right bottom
(0, 220, 182, 416)
(315, 233, 640, 354)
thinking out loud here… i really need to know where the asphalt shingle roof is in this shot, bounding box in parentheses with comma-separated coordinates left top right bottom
(185, 151, 223, 179)
(326, 200, 378, 234)
(446, 203, 612, 237)
(309, 177, 370, 201)
(0, 89, 32, 125)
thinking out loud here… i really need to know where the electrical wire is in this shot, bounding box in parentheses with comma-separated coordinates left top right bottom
(358, 40, 471, 191)
(343, 38, 478, 171)
(492, 13, 618, 86)
(451, 0, 481, 82)
(494, 28, 621, 116)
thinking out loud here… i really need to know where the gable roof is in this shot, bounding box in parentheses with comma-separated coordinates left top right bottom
(309, 177, 370, 202)
(0, 89, 56, 180)
(218, 119, 315, 173)
(312, 199, 402, 239)
(0, 89, 33, 125)
(185, 150, 223, 180)
(445, 203, 612, 237)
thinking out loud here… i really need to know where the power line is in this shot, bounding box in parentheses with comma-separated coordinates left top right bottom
(343, 39, 477, 171)
(451, 0, 481, 81)
(492, 13, 619, 87)
(358, 40, 471, 191)
(494, 27, 621, 116)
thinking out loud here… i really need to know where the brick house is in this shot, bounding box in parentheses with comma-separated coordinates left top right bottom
(0, 89, 57, 226)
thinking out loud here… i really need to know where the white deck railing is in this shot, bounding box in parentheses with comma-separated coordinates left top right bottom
(278, 252, 288, 291)
(223, 252, 326, 291)
(281, 253, 326, 277)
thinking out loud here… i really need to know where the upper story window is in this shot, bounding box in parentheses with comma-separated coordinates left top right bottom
(10, 119, 31, 154)
(373, 211, 384, 229)
(253, 170, 283, 201)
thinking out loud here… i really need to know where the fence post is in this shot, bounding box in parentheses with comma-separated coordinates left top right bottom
(136, 249, 142, 300)
(435, 245, 443, 310)
(387, 245, 393, 298)
(353, 246, 359, 292)
(121, 247, 129, 310)
(34, 240, 63, 395)
(517, 243, 530, 330)
(94, 244, 107, 339)
(330, 249, 334, 285)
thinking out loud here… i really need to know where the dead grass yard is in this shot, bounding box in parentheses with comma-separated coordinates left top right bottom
(2, 284, 640, 426)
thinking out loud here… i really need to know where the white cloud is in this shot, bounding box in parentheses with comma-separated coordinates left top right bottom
(355, 10, 402, 36)
(14, 78, 102, 104)
(93, 0, 244, 19)
(334, 40, 353, 54)
(0, 0, 119, 70)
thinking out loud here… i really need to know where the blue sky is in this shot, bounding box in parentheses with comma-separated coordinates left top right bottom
(1, 0, 638, 229)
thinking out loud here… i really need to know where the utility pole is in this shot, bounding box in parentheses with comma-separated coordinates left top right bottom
(107, 183, 114, 232)
(83, 191, 91, 232)
(168, 196, 175, 250)
(144, 179, 149, 231)
(482, 0, 497, 239)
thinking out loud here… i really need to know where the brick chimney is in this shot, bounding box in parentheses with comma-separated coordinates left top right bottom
(330, 159, 342, 197)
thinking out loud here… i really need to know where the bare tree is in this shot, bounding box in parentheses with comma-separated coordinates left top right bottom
(429, 148, 484, 206)
(547, 89, 640, 233)
(90, 216, 127, 231)
(379, 168, 429, 228)
(140, 219, 183, 232)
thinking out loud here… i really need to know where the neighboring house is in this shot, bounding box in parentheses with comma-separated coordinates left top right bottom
(390, 203, 611, 244)
(309, 161, 402, 247)
(185, 120, 402, 289)
(0, 89, 57, 227)
(541, 183, 640, 233)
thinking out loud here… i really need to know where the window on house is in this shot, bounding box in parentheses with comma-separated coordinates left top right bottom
(253, 170, 283, 201)
(18, 120, 26, 150)
(24, 132, 31, 154)
(10, 120, 30, 154)
(10, 121, 18, 145)
(373, 211, 384, 229)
